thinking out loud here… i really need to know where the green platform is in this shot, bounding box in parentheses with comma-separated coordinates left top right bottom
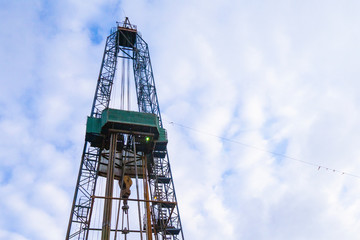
(86, 108, 168, 149)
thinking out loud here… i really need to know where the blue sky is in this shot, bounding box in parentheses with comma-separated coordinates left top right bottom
(2, 0, 360, 239)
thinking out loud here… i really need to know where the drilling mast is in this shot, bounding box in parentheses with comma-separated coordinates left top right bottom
(66, 18, 184, 240)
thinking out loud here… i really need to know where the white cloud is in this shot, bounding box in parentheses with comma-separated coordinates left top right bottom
(2, 0, 360, 239)
(0, 230, 29, 240)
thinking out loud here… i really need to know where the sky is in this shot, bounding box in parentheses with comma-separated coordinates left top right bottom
(1, 0, 360, 239)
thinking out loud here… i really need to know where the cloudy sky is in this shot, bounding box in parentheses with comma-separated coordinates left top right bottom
(2, 0, 360, 239)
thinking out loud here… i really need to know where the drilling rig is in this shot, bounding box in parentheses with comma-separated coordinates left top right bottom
(66, 18, 184, 240)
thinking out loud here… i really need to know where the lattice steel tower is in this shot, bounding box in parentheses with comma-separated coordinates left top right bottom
(66, 18, 184, 240)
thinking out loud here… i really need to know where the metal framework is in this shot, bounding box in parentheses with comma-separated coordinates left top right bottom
(66, 18, 184, 240)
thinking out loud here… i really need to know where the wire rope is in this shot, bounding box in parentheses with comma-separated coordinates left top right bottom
(127, 56, 130, 110)
(166, 120, 360, 180)
(121, 57, 125, 110)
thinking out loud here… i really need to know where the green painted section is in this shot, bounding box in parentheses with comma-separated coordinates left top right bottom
(158, 128, 168, 143)
(101, 108, 160, 131)
(86, 108, 167, 144)
(86, 117, 102, 134)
